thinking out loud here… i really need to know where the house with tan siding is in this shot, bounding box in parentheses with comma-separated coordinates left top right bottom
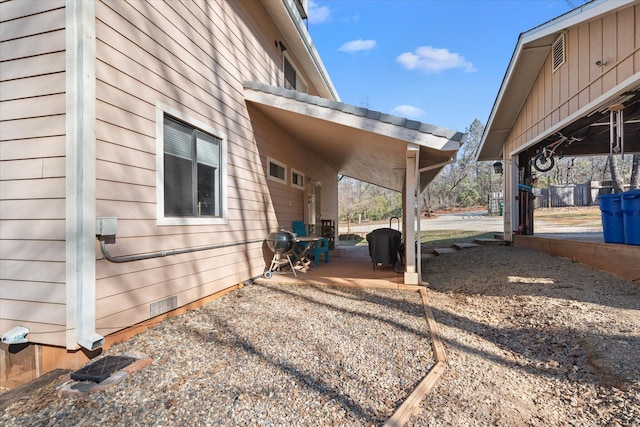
(0, 0, 462, 387)
(478, 0, 640, 243)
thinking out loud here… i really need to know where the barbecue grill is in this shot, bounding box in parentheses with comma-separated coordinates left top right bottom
(366, 224, 403, 272)
(264, 229, 297, 279)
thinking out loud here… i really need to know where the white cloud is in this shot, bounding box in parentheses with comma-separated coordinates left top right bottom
(338, 39, 377, 53)
(396, 46, 476, 73)
(308, 1, 331, 24)
(391, 105, 425, 119)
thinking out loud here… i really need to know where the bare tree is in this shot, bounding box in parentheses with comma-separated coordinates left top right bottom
(608, 155, 625, 193)
(630, 154, 640, 189)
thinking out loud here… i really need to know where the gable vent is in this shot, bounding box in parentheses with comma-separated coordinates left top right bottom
(552, 33, 565, 73)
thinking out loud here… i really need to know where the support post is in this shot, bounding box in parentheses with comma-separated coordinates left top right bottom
(404, 145, 419, 285)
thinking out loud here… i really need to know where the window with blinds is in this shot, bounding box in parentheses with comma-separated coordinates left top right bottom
(163, 116, 222, 217)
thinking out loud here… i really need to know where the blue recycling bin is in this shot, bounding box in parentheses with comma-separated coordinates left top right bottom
(621, 189, 640, 245)
(598, 193, 625, 244)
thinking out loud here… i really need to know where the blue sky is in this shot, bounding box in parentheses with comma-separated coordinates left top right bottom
(306, 0, 584, 133)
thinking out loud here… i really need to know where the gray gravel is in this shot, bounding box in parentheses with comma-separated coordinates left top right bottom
(1, 284, 433, 426)
(1, 244, 638, 426)
(415, 245, 639, 426)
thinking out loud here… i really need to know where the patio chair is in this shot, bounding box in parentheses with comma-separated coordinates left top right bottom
(292, 221, 330, 266)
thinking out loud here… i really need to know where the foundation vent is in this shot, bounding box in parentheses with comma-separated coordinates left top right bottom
(150, 296, 177, 317)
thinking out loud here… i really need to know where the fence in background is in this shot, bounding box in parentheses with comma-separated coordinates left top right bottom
(533, 181, 627, 208)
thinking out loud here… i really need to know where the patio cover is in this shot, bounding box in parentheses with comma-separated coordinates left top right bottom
(244, 82, 464, 192)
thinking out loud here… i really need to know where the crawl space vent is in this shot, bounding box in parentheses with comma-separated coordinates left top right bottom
(150, 295, 177, 317)
(70, 355, 136, 383)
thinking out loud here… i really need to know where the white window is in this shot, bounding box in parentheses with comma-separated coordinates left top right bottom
(291, 168, 305, 190)
(283, 54, 308, 93)
(267, 157, 287, 185)
(156, 103, 227, 225)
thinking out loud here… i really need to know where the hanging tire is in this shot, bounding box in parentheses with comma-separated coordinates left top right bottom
(532, 153, 555, 172)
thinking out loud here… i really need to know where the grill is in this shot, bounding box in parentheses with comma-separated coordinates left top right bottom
(264, 229, 297, 279)
(265, 229, 296, 254)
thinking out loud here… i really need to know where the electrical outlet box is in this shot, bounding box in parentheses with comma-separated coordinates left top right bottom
(96, 217, 118, 242)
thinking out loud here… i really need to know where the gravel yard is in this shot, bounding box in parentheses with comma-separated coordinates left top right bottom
(416, 245, 639, 426)
(1, 244, 638, 426)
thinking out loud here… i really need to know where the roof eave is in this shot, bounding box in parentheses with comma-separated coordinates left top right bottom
(476, 0, 634, 161)
(261, 0, 339, 101)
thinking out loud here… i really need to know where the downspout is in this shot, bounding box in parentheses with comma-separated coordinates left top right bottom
(65, 0, 103, 351)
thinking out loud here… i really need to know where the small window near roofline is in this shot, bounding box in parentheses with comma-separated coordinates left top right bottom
(268, 156, 287, 185)
(291, 168, 305, 190)
(283, 54, 308, 93)
(552, 33, 565, 73)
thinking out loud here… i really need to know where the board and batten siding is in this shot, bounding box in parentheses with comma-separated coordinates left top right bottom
(506, 4, 640, 156)
(92, 0, 337, 336)
(500, 4, 640, 239)
(0, 0, 68, 346)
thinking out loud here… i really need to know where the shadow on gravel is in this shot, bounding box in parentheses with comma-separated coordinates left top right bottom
(422, 245, 639, 310)
(187, 283, 432, 425)
(429, 305, 635, 389)
(422, 245, 640, 389)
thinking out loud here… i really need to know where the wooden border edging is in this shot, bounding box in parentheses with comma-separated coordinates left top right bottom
(383, 288, 447, 427)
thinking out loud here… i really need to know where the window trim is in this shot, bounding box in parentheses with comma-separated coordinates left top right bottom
(291, 168, 305, 190)
(156, 102, 228, 226)
(283, 52, 308, 93)
(267, 156, 287, 185)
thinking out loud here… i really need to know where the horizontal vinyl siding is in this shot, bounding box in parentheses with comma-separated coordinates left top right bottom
(0, 0, 67, 340)
(249, 107, 339, 230)
(506, 4, 640, 156)
(93, 0, 300, 335)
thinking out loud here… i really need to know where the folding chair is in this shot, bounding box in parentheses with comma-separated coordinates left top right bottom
(292, 221, 330, 266)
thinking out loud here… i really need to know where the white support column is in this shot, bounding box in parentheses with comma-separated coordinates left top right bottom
(404, 144, 420, 285)
(506, 155, 518, 241)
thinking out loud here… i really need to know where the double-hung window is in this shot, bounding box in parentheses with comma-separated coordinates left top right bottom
(158, 106, 227, 225)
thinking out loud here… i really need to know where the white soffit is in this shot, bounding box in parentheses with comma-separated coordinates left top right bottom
(244, 82, 463, 192)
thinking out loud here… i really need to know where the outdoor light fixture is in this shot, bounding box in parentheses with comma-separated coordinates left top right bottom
(493, 161, 504, 175)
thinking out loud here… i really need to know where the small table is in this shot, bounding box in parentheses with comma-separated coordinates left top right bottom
(292, 236, 321, 271)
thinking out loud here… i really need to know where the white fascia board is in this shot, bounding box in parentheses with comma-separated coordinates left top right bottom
(264, 0, 339, 101)
(245, 89, 459, 152)
(282, 0, 339, 100)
